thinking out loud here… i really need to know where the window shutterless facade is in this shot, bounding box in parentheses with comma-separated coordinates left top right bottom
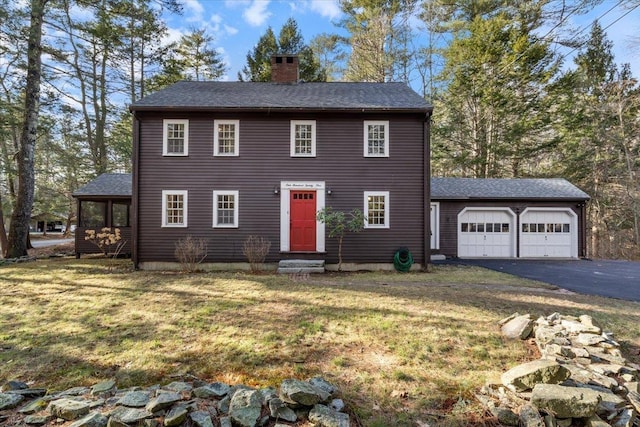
(162, 190, 188, 227)
(213, 190, 239, 228)
(214, 120, 239, 156)
(363, 121, 389, 157)
(163, 119, 189, 156)
(364, 191, 390, 228)
(290, 120, 316, 157)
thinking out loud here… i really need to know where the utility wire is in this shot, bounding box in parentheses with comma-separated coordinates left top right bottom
(556, 1, 640, 65)
(496, 0, 623, 78)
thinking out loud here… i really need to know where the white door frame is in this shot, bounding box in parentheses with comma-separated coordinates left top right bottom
(430, 202, 440, 250)
(457, 207, 517, 258)
(519, 207, 578, 258)
(279, 181, 326, 252)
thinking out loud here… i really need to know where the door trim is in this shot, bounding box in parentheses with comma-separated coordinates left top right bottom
(430, 202, 440, 250)
(279, 181, 325, 252)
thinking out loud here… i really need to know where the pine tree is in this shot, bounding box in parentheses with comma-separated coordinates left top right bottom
(431, 1, 559, 178)
(552, 22, 640, 258)
(339, 0, 418, 83)
(239, 18, 326, 82)
(6, 0, 47, 258)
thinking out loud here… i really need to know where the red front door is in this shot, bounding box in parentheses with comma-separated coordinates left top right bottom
(290, 191, 317, 251)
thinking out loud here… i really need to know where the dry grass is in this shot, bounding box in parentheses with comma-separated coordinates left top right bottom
(1, 258, 639, 426)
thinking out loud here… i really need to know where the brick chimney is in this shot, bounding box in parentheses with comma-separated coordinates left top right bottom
(271, 54, 299, 83)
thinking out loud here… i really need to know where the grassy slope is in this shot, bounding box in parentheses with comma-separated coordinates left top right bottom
(1, 258, 638, 426)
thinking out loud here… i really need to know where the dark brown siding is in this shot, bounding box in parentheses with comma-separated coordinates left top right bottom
(435, 200, 587, 257)
(136, 111, 428, 265)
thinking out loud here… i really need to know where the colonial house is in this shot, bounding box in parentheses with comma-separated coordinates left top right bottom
(127, 55, 433, 270)
(73, 174, 591, 262)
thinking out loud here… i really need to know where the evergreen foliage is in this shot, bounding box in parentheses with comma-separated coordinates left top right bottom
(238, 18, 326, 82)
(0, 0, 638, 259)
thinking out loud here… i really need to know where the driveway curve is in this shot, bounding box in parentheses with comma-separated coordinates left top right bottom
(437, 259, 640, 302)
(31, 238, 73, 248)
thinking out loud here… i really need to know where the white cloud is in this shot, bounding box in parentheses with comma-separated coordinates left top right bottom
(224, 24, 239, 35)
(225, 0, 250, 7)
(183, 0, 205, 15)
(210, 13, 223, 25)
(309, 0, 341, 20)
(243, 0, 271, 27)
(165, 27, 184, 45)
(216, 46, 233, 81)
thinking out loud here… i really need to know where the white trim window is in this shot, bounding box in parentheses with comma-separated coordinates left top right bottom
(213, 190, 239, 228)
(364, 120, 389, 157)
(162, 190, 188, 227)
(290, 120, 316, 157)
(214, 120, 239, 156)
(163, 119, 189, 156)
(364, 191, 390, 228)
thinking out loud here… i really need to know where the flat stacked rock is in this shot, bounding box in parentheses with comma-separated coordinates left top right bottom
(0, 376, 349, 427)
(478, 312, 640, 426)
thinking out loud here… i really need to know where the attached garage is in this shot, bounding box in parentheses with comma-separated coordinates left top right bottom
(431, 178, 590, 259)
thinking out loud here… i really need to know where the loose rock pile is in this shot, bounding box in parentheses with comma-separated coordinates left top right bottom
(0, 376, 349, 427)
(478, 312, 640, 426)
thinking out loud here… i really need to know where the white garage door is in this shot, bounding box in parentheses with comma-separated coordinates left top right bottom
(458, 208, 516, 258)
(520, 208, 577, 258)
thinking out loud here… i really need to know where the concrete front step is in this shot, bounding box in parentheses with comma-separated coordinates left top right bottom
(277, 259, 325, 274)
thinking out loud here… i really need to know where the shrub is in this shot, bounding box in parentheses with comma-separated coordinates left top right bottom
(84, 227, 127, 270)
(174, 235, 208, 272)
(85, 227, 125, 257)
(242, 235, 271, 273)
(316, 207, 366, 271)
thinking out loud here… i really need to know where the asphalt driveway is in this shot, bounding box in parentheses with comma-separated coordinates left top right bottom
(31, 238, 74, 248)
(437, 258, 640, 302)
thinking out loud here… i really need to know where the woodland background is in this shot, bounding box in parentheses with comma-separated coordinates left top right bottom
(0, 0, 638, 259)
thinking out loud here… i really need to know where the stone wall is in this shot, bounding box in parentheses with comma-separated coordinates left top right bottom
(479, 312, 639, 426)
(0, 376, 349, 427)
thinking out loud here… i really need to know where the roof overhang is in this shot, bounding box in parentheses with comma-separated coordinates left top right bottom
(432, 197, 590, 202)
(129, 105, 433, 114)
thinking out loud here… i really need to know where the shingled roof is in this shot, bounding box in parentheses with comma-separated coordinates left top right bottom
(72, 173, 132, 197)
(431, 178, 590, 200)
(129, 81, 432, 113)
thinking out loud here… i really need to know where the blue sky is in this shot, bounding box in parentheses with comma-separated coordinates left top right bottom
(162, 0, 345, 80)
(162, 0, 639, 85)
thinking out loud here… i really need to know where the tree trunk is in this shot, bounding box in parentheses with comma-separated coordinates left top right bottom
(338, 235, 344, 272)
(6, 0, 47, 258)
(0, 193, 8, 258)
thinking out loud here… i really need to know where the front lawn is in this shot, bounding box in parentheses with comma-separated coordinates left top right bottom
(1, 258, 638, 425)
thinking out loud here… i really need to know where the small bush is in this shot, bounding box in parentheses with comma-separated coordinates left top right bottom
(174, 235, 208, 272)
(85, 227, 126, 270)
(242, 235, 271, 273)
(85, 227, 125, 257)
